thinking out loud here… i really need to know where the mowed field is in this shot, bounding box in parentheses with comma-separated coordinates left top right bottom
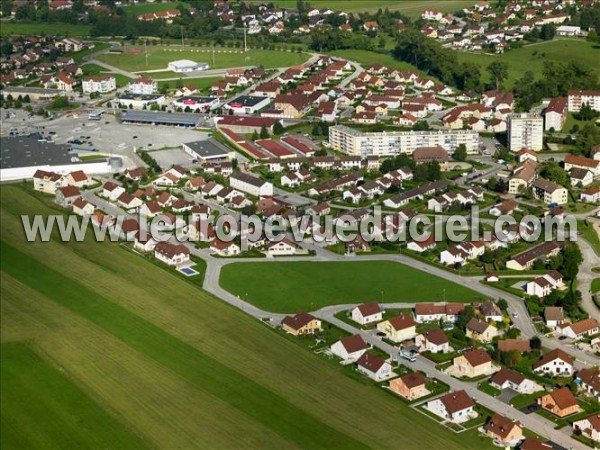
(0, 185, 494, 450)
(220, 261, 482, 313)
(247, 0, 476, 17)
(0, 22, 91, 36)
(456, 39, 600, 87)
(121, 1, 190, 15)
(97, 47, 310, 72)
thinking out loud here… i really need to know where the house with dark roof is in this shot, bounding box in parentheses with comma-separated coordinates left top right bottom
(389, 371, 428, 400)
(490, 368, 543, 394)
(416, 328, 449, 354)
(356, 352, 393, 381)
(426, 390, 476, 423)
(465, 318, 498, 342)
(282, 312, 322, 336)
(330, 335, 368, 362)
(154, 242, 190, 266)
(483, 414, 523, 446)
(532, 349, 573, 377)
(351, 303, 383, 325)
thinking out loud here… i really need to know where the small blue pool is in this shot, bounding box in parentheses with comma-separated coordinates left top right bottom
(179, 266, 199, 277)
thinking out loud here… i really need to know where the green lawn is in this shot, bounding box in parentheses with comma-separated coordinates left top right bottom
(578, 220, 600, 256)
(220, 260, 483, 313)
(1, 342, 148, 450)
(68, 42, 111, 63)
(456, 39, 600, 87)
(0, 184, 493, 450)
(327, 49, 427, 75)
(82, 64, 133, 87)
(98, 47, 309, 72)
(0, 22, 91, 36)
(592, 278, 600, 294)
(247, 0, 475, 17)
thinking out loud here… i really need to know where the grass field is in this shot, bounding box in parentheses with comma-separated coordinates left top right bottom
(122, 1, 190, 15)
(0, 185, 493, 450)
(82, 63, 133, 87)
(0, 22, 91, 36)
(220, 261, 482, 313)
(456, 39, 600, 87)
(592, 278, 600, 294)
(328, 49, 424, 72)
(246, 0, 476, 17)
(68, 42, 110, 63)
(98, 47, 309, 72)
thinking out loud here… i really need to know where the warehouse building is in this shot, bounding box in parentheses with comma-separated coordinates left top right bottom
(182, 139, 235, 163)
(168, 59, 209, 73)
(119, 110, 202, 127)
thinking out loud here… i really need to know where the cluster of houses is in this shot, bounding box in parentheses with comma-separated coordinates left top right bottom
(442, 90, 514, 133)
(0, 35, 91, 88)
(420, 0, 585, 54)
(281, 300, 600, 446)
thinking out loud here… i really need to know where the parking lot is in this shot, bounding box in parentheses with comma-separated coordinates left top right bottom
(1, 108, 215, 169)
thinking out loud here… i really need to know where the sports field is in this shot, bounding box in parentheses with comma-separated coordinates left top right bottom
(220, 261, 481, 313)
(246, 0, 476, 17)
(456, 39, 600, 87)
(0, 22, 91, 36)
(97, 47, 309, 72)
(0, 185, 493, 450)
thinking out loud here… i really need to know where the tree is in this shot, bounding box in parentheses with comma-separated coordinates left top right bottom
(259, 125, 269, 139)
(486, 61, 509, 90)
(530, 336, 541, 350)
(452, 144, 467, 162)
(457, 305, 476, 330)
(251, 130, 259, 141)
(561, 244, 583, 281)
(497, 299, 508, 311)
(540, 23, 556, 41)
(273, 121, 284, 135)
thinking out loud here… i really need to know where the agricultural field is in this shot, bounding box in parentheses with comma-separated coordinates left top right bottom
(247, 0, 476, 17)
(97, 47, 309, 72)
(455, 39, 600, 87)
(0, 185, 493, 450)
(220, 261, 482, 313)
(0, 22, 91, 37)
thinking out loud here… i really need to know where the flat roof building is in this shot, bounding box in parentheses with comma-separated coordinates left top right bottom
(168, 59, 209, 73)
(182, 139, 235, 162)
(119, 110, 202, 127)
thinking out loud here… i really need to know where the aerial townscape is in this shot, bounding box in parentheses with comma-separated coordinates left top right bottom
(1, 0, 600, 449)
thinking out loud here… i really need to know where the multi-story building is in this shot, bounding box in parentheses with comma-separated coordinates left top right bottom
(328, 125, 479, 157)
(544, 97, 567, 132)
(568, 90, 600, 112)
(531, 178, 568, 205)
(82, 74, 116, 94)
(507, 113, 543, 152)
(128, 76, 157, 95)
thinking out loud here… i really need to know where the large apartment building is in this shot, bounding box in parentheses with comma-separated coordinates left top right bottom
(567, 90, 600, 112)
(328, 125, 479, 157)
(82, 74, 116, 94)
(507, 113, 543, 152)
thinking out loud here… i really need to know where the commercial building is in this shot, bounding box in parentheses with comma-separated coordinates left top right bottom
(507, 113, 543, 152)
(82, 74, 116, 94)
(328, 125, 479, 157)
(225, 95, 271, 115)
(0, 86, 68, 101)
(182, 140, 234, 163)
(173, 96, 220, 112)
(119, 110, 202, 127)
(0, 134, 114, 181)
(117, 94, 166, 109)
(168, 59, 209, 73)
(214, 116, 280, 134)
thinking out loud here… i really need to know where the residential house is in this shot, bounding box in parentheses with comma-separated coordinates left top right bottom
(102, 181, 125, 201)
(479, 300, 503, 322)
(33, 169, 64, 194)
(465, 318, 498, 342)
(532, 349, 573, 377)
(497, 339, 531, 354)
(282, 312, 322, 336)
(210, 239, 241, 256)
(426, 390, 476, 423)
(55, 185, 80, 207)
(72, 197, 94, 216)
(526, 271, 565, 297)
(581, 187, 600, 203)
(506, 241, 562, 271)
(376, 313, 416, 343)
(560, 318, 600, 340)
(573, 414, 600, 443)
(538, 387, 578, 417)
(576, 368, 600, 399)
(416, 328, 449, 354)
(389, 371, 428, 400)
(452, 349, 494, 378)
(351, 303, 383, 325)
(330, 335, 368, 362)
(544, 306, 565, 329)
(154, 242, 190, 266)
(483, 414, 523, 446)
(265, 238, 299, 257)
(133, 231, 157, 253)
(356, 352, 393, 381)
(490, 368, 543, 394)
